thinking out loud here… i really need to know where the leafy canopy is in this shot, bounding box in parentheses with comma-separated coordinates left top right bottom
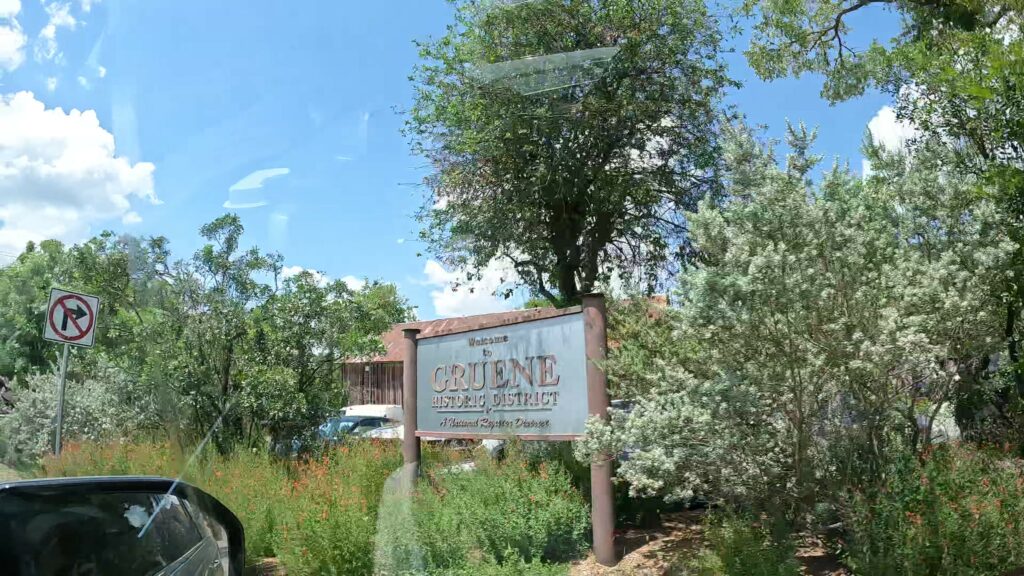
(407, 0, 734, 305)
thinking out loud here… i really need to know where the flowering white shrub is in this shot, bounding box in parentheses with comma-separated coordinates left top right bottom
(578, 125, 1012, 516)
(0, 359, 158, 464)
(577, 364, 790, 503)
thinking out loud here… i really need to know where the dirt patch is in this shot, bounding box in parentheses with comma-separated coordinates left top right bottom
(570, 510, 707, 576)
(794, 536, 848, 576)
(245, 559, 285, 576)
(571, 511, 849, 576)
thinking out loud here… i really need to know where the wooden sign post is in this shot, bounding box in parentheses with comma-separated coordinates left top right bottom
(401, 294, 617, 567)
(582, 294, 616, 566)
(402, 327, 421, 470)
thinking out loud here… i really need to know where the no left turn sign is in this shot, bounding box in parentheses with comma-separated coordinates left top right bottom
(43, 288, 100, 347)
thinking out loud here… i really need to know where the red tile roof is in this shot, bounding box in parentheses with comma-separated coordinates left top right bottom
(350, 306, 581, 363)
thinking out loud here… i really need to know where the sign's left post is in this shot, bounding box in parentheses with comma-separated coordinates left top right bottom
(402, 327, 421, 471)
(42, 288, 101, 456)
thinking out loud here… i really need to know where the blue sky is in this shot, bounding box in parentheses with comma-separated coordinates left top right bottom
(0, 0, 904, 319)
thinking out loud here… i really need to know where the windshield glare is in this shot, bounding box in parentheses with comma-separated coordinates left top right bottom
(1, 0, 1022, 574)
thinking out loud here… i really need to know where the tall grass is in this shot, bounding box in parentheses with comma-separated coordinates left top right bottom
(842, 442, 1024, 576)
(41, 440, 403, 575)
(38, 440, 586, 575)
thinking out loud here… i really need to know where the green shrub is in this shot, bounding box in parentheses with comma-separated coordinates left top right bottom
(843, 442, 1024, 576)
(413, 451, 590, 572)
(696, 513, 800, 576)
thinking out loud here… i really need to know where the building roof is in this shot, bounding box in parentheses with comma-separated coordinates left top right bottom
(350, 306, 580, 363)
(347, 295, 670, 364)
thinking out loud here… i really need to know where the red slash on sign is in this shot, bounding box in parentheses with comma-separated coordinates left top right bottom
(47, 294, 95, 342)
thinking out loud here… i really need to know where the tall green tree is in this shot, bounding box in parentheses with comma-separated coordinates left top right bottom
(0, 240, 69, 377)
(144, 214, 282, 447)
(745, 0, 1024, 424)
(0, 233, 168, 378)
(241, 272, 413, 445)
(407, 0, 734, 306)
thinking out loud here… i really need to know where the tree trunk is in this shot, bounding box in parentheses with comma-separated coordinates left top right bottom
(221, 341, 233, 401)
(556, 261, 580, 306)
(1007, 300, 1024, 399)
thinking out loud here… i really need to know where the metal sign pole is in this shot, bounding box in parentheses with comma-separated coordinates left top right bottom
(583, 293, 617, 567)
(54, 342, 70, 456)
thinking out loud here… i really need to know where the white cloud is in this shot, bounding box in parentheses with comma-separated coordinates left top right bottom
(867, 106, 919, 152)
(121, 211, 141, 224)
(422, 259, 517, 318)
(76, 75, 88, 89)
(281, 266, 366, 291)
(79, 0, 94, 12)
(0, 19, 25, 71)
(335, 155, 353, 161)
(863, 105, 921, 176)
(396, 238, 405, 244)
(0, 91, 157, 256)
(341, 275, 365, 290)
(96, 65, 106, 78)
(229, 167, 289, 192)
(281, 265, 328, 287)
(35, 2, 77, 63)
(45, 76, 57, 91)
(0, 0, 19, 19)
(282, 265, 309, 278)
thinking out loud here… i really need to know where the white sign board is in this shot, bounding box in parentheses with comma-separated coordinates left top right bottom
(416, 311, 589, 439)
(43, 288, 100, 348)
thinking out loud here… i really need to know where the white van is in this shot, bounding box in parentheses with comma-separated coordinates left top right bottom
(341, 404, 403, 421)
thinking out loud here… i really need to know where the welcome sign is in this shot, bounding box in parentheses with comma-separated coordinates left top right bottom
(415, 311, 589, 439)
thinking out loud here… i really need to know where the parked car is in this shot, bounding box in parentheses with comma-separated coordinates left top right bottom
(272, 406, 403, 457)
(0, 476, 245, 575)
(362, 424, 448, 443)
(319, 415, 395, 440)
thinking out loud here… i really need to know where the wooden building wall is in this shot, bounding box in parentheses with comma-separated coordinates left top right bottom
(341, 361, 404, 405)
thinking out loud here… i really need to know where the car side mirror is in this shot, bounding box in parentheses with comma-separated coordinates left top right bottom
(0, 476, 245, 576)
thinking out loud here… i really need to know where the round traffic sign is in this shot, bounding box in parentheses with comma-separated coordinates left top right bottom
(47, 294, 95, 342)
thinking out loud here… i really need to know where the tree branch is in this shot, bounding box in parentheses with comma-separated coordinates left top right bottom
(508, 254, 559, 305)
(804, 0, 890, 61)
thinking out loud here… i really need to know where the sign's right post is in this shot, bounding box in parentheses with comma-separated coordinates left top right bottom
(583, 293, 617, 566)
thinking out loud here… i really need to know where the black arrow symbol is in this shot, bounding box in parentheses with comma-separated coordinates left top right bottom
(61, 304, 87, 332)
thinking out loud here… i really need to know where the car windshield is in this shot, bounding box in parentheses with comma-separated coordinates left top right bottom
(3, 0, 1023, 574)
(319, 417, 363, 439)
